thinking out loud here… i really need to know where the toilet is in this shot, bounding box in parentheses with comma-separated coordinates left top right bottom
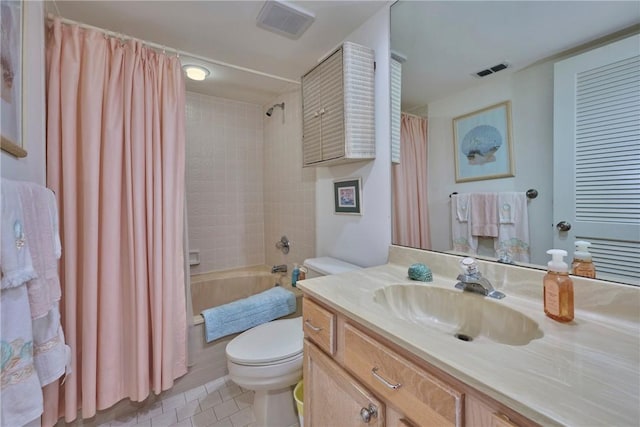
(227, 317, 303, 427)
(225, 257, 361, 427)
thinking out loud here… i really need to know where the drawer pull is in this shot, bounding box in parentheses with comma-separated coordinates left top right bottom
(304, 320, 323, 332)
(371, 367, 402, 390)
(359, 403, 378, 423)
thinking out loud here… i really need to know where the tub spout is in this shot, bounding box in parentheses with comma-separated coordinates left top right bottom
(271, 264, 287, 273)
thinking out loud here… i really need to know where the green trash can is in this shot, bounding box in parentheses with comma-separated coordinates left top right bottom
(293, 380, 304, 426)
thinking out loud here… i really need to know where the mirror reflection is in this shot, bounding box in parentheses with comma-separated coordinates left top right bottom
(390, 1, 640, 285)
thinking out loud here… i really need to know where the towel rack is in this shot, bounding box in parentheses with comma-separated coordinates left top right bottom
(449, 189, 538, 199)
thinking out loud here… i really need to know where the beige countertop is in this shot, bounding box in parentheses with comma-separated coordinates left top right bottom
(297, 246, 640, 426)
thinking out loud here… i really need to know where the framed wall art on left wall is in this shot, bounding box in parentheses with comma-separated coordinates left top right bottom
(1, 0, 26, 158)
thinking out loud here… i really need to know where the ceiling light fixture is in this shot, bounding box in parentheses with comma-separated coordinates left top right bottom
(183, 65, 210, 81)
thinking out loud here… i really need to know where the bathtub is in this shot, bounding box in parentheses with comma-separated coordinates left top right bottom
(175, 265, 302, 393)
(190, 265, 302, 326)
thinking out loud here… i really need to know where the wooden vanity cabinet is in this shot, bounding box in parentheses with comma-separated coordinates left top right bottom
(302, 296, 537, 427)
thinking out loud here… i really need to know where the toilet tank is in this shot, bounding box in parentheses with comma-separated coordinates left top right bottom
(303, 257, 362, 278)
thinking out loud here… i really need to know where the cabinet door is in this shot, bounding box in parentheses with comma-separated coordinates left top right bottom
(318, 48, 345, 161)
(302, 64, 323, 165)
(304, 340, 384, 427)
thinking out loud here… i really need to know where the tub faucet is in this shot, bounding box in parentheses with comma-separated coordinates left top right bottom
(455, 257, 505, 299)
(271, 264, 288, 273)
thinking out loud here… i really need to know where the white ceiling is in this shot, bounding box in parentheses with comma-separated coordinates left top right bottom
(51, 1, 389, 105)
(49, 1, 640, 109)
(391, 1, 640, 113)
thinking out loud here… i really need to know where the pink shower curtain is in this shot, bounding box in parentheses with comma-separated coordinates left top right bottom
(392, 113, 431, 249)
(43, 18, 187, 423)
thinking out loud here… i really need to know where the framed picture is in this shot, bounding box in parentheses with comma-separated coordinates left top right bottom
(334, 178, 362, 215)
(1, 0, 26, 158)
(452, 101, 513, 182)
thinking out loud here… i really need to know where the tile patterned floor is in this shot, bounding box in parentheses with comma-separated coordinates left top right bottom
(101, 376, 259, 427)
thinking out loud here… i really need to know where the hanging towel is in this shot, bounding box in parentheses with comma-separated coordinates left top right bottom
(17, 182, 62, 319)
(455, 193, 470, 222)
(202, 287, 296, 343)
(470, 193, 499, 237)
(1, 286, 44, 426)
(13, 181, 71, 386)
(32, 306, 71, 386)
(496, 192, 530, 262)
(1, 180, 37, 289)
(451, 194, 478, 255)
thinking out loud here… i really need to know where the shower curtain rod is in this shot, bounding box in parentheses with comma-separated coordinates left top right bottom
(47, 14, 301, 86)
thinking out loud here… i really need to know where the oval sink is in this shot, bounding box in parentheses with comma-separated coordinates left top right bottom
(374, 285, 543, 346)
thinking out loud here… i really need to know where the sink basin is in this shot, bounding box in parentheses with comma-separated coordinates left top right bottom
(373, 285, 543, 346)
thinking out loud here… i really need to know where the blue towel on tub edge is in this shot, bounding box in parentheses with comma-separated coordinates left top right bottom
(201, 286, 296, 343)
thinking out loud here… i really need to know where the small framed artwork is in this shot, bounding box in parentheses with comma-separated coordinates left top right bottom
(452, 101, 513, 182)
(334, 178, 362, 215)
(1, 0, 26, 158)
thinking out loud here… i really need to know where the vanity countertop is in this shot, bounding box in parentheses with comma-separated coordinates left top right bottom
(297, 247, 640, 426)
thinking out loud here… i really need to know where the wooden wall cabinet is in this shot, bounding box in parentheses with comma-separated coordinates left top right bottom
(301, 42, 375, 167)
(302, 296, 537, 427)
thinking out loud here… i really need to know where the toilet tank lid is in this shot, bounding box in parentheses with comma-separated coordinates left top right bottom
(226, 317, 303, 365)
(303, 257, 362, 275)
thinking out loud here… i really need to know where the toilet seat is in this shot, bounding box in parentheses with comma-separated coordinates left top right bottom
(226, 317, 302, 366)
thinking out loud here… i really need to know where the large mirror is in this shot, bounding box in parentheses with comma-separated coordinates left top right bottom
(390, 1, 640, 285)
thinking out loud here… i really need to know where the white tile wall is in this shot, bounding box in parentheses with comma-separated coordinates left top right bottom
(186, 92, 266, 273)
(263, 90, 316, 270)
(185, 89, 315, 276)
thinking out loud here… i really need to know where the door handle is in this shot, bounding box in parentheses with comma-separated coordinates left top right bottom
(556, 221, 572, 232)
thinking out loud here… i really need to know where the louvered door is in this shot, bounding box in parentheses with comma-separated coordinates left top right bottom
(319, 48, 345, 161)
(302, 63, 323, 165)
(553, 34, 640, 285)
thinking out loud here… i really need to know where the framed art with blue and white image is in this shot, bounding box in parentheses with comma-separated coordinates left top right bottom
(334, 178, 361, 215)
(453, 101, 514, 183)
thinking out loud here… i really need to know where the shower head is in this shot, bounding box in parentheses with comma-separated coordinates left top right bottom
(265, 102, 285, 117)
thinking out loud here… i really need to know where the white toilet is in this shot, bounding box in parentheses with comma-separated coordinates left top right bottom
(225, 257, 361, 427)
(226, 317, 303, 427)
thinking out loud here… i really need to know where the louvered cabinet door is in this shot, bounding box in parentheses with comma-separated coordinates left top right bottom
(302, 63, 323, 165)
(318, 48, 345, 162)
(553, 34, 640, 285)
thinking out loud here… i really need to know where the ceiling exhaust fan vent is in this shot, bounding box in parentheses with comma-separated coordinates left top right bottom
(474, 62, 510, 78)
(256, 1, 315, 40)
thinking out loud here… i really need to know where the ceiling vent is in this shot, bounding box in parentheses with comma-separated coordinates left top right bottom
(473, 62, 510, 78)
(256, 1, 315, 40)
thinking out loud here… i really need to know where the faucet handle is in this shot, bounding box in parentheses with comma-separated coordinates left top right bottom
(460, 257, 479, 276)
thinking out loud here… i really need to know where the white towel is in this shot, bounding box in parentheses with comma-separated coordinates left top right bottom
(1, 180, 37, 289)
(455, 193, 470, 222)
(451, 194, 478, 255)
(17, 182, 62, 319)
(496, 192, 530, 262)
(1, 286, 44, 426)
(32, 305, 72, 386)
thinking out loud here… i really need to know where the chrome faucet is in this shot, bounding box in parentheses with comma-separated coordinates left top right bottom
(455, 257, 505, 299)
(271, 264, 288, 273)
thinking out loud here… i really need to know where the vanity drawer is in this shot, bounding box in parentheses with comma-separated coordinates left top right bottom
(302, 297, 336, 355)
(344, 323, 463, 427)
